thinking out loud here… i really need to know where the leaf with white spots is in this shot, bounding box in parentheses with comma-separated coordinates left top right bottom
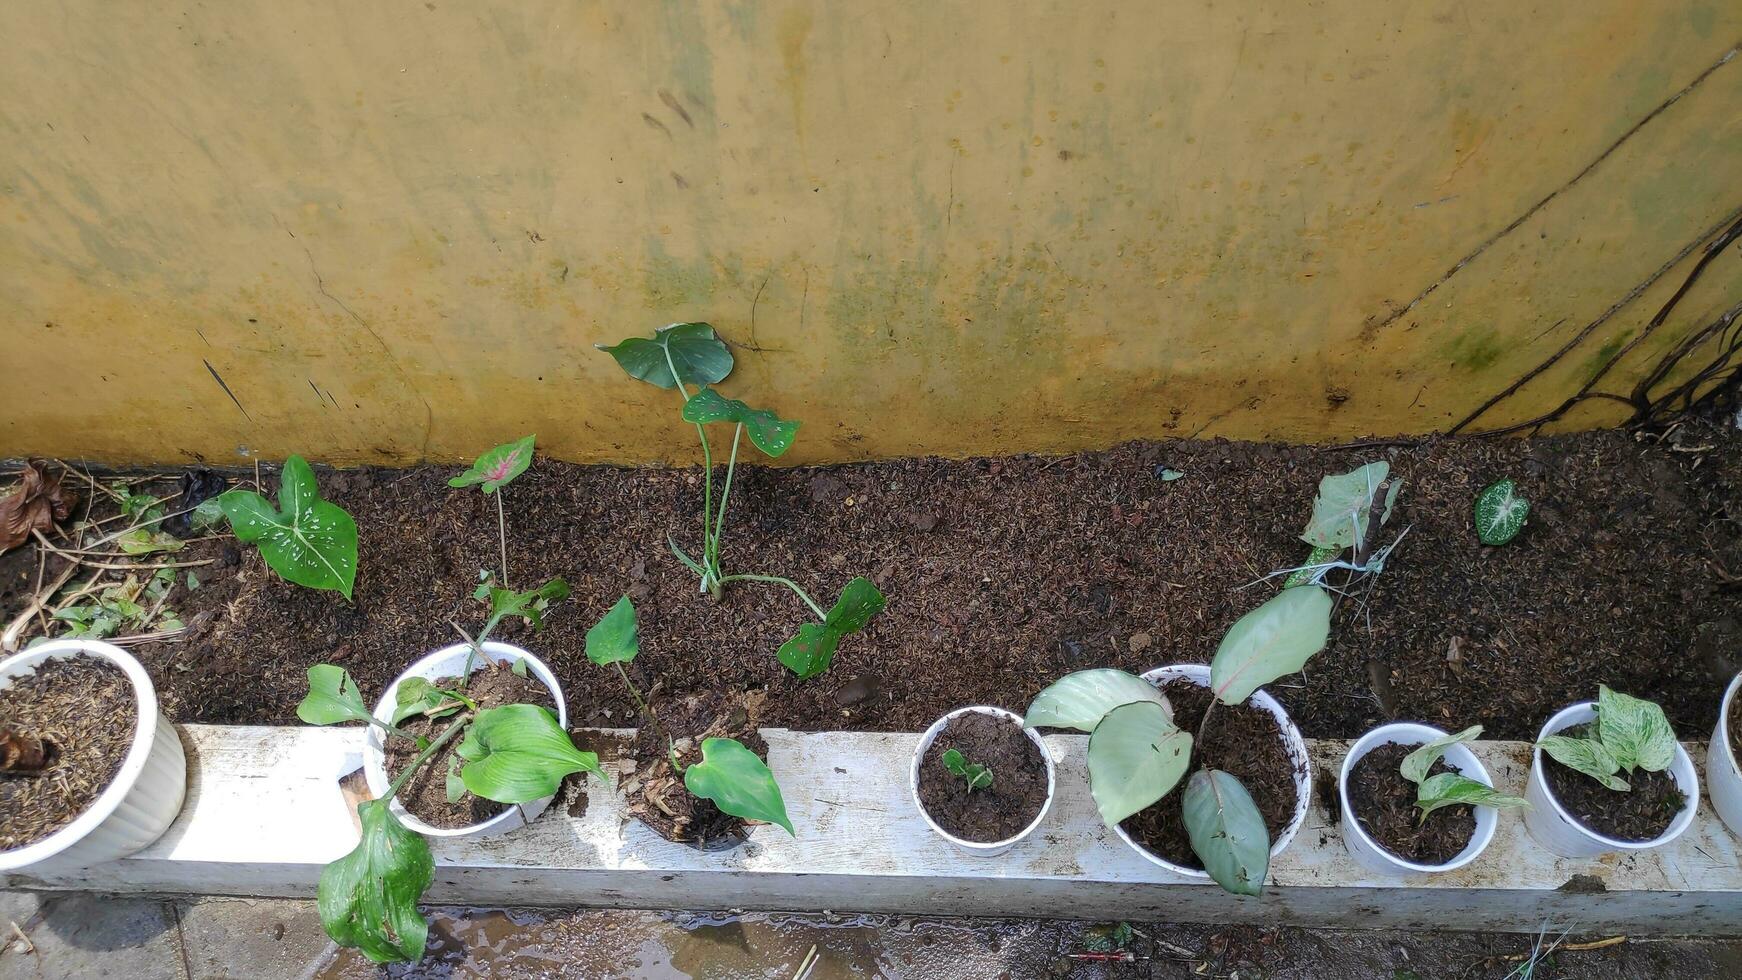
(217, 456, 358, 599)
(1474, 479, 1529, 546)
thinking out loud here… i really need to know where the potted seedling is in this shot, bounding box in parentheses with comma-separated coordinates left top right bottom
(0, 639, 186, 874)
(597, 323, 886, 678)
(585, 595, 793, 845)
(1026, 585, 1329, 895)
(216, 455, 359, 599)
(448, 434, 535, 588)
(1338, 723, 1528, 875)
(296, 579, 600, 964)
(911, 706, 1056, 856)
(1710, 671, 1742, 837)
(1524, 685, 1699, 857)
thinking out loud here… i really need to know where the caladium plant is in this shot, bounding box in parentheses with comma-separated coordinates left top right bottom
(1395, 725, 1529, 823)
(1474, 478, 1529, 546)
(217, 456, 358, 599)
(298, 577, 594, 965)
(585, 595, 795, 833)
(1025, 584, 1332, 896)
(1537, 685, 1677, 793)
(598, 322, 886, 677)
(1281, 460, 1405, 589)
(449, 434, 536, 588)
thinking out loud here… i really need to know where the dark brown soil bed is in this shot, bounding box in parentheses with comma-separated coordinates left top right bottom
(384, 660, 555, 829)
(0, 655, 138, 851)
(916, 710, 1049, 843)
(1540, 723, 1688, 842)
(10, 426, 1742, 741)
(1346, 742, 1476, 866)
(616, 688, 769, 847)
(1119, 680, 1301, 869)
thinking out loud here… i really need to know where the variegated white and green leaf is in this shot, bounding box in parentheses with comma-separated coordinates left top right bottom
(1596, 685, 1676, 774)
(1474, 479, 1529, 546)
(1415, 772, 1530, 820)
(1399, 725, 1483, 785)
(1539, 735, 1630, 791)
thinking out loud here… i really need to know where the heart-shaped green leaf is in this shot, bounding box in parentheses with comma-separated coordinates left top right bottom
(681, 388, 802, 458)
(1301, 461, 1390, 550)
(1415, 772, 1530, 820)
(1086, 700, 1193, 825)
(316, 799, 433, 964)
(824, 577, 885, 634)
(116, 528, 185, 555)
(777, 622, 839, 679)
(683, 737, 794, 834)
(1399, 725, 1484, 785)
(1596, 685, 1676, 774)
(297, 665, 373, 726)
(596, 322, 733, 390)
(1539, 734, 1630, 791)
(1209, 585, 1332, 706)
(585, 595, 639, 666)
(391, 677, 466, 726)
(217, 456, 358, 599)
(1182, 769, 1270, 897)
(1025, 669, 1168, 732)
(484, 577, 570, 632)
(1474, 479, 1529, 546)
(449, 435, 535, 494)
(457, 704, 600, 804)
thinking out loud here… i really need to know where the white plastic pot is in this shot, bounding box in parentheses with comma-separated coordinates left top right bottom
(910, 705, 1056, 857)
(1710, 672, 1742, 838)
(1523, 701, 1700, 858)
(1111, 664, 1312, 878)
(1337, 722, 1500, 876)
(0, 639, 186, 873)
(363, 641, 567, 839)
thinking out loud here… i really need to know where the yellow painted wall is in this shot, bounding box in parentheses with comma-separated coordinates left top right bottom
(2, 2, 1739, 466)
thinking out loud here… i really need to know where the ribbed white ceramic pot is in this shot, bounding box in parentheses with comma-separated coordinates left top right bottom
(911, 705, 1057, 857)
(1109, 664, 1312, 878)
(1337, 722, 1500, 876)
(363, 641, 567, 839)
(0, 639, 186, 872)
(1523, 701, 1699, 858)
(1709, 673, 1742, 838)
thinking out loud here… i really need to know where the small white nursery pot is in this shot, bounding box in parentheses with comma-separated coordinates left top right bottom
(1523, 701, 1700, 858)
(1110, 664, 1312, 878)
(0, 639, 187, 873)
(1707, 672, 1742, 838)
(363, 641, 567, 839)
(911, 705, 1056, 857)
(1338, 722, 1499, 876)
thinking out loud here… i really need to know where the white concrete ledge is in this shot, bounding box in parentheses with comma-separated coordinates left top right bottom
(7, 725, 1741, 934)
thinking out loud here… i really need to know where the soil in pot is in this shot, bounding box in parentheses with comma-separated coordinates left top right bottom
(1346, 742, 1476, 865)
(1729, 688, 1741, 768)
(617, 688, 769, 848)
(1119, 679, 1301, 869)
(916, 712, 1048, 843)
(1541, 723, 1687, 842)
(0, 655, 138, 851)
(384, 660, 555, 829)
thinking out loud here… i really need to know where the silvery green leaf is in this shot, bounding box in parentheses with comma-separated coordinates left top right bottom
(1415, 772, 1530, 819)
(1085, 700, 1192, 825)
(1159, 468, 1185, 482)
(1024, 669, 1169, 732)
(1596, 685, 1676, 774)
(1474, 479, 1529, 546)
(1182, 769, 1270, 897)
(1301, 461, 1389, 550)
(1538, 735, 1630, 791)
(1399, 725, 1483, 785)
(1209, 586, 1332, 706)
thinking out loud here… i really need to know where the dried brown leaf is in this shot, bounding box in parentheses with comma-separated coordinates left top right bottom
(0, 462, 74, 552)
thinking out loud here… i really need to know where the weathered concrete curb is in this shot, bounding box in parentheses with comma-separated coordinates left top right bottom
(6, 725, 1740, 934)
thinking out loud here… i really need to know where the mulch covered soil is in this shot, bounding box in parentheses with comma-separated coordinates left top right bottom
(1346, 742, 1476, 865)
(916, 710, 1049, 843)
(7, 426, 1742, 742)
(1541, 723, 1687, 841)
(0, 655, 137, 851)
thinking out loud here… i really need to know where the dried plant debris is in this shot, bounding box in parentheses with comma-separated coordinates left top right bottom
(0, 655, 137, 851)
(0, 462, 74, 552)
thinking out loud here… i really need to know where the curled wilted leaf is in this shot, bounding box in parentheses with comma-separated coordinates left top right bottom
(0, 461, 74, 552)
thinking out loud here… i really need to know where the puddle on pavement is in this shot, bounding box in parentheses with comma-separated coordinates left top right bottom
(316, 907, 1070, 979)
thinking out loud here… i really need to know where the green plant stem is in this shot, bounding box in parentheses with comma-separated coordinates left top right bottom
(716, 574, 827, 619)
(659, 344, 719, 594)
(615, 662, 654, 722)
(495, 490, 510, 589)
(707, 423, 744, 568)
(384, 714, 470, 802)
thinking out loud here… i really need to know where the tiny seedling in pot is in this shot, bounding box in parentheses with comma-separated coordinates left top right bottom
(1399, 726, 1528, 823)
(1026, 584, 1332, 896)
(448, 435, 536, 588)
(1475, 478, 1530, 546)
(597, 323, 886, 678)
(296, 577, 595, 965)
(1537, 686, 1676, 793)
(585, 594, 794, 836)
(942, 748, 993, 792)
(217, 456, 359, 599)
